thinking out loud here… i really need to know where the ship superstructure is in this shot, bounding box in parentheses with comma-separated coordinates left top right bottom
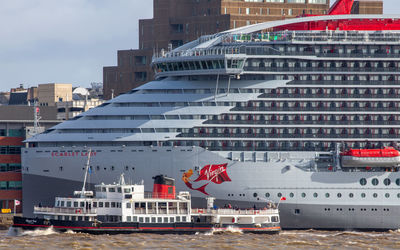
(22, 0, 400, 229)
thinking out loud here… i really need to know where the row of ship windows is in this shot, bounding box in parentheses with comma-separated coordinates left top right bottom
(258, 192, 400, 199)
(127, 216, 186, 223)
(359, 178, 400, 186)
(324, 208, 390, 212)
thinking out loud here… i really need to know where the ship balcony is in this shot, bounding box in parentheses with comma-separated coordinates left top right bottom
(243, 66, 399, 73)
(203, 120, 400, 126)
(288, 80, 395, 85)
(34, 206, 97, 215)
(258, 94, 399, 99)
(133, 208, 188, 215)
(230, 107, 400, 112)
(178, 133, 398, 139)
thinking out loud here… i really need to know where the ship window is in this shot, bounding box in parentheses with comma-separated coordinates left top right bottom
(61, 201, 65, 207)
(151, 217, 156, 223)
(127, 216, 131, 222)
(126, 203, 131, 209)
(80, 202, 85, 207)
(325, 193, 330, 198)
(337, 193, 342, 198)
(313, 193, 318, 198)
(124, 188, 131, 193)
(253, 192, 258, 198)
(301, 193, 306, 198)
(396, 179, 400, 186)
(93, 202, 97, 208)
(164, 217, 168, 223)
(265, 193, 270, 198)
(290, 193, 294, 198)
(74, 202, 78, 207)
(176, 216, 180, 222)
(294, 209, 300, 215)
(102, 187, 106, 192)
(118, 187, 122, 193)
(372, 178, 379, 186)
(359, 178, 367, 186)
(361, 193, 366, 198)
(349, 193, 354, 198)
(139, 217, 144, 223)
(373, 193, 378, 198)
(145, 217, 150, 223)
(157, 217, 162, 223)
(384, 178, 391, 186)
(170, 217, 174, 223)
(99, 202, 103, 208)
(105, 202, 110, 208)
(385, 193, 390, 198)
(67, 201, 72, 207)
(398, 193, 400, 198)
(277, 193, 282, 198)
(109, 188, 115, 192)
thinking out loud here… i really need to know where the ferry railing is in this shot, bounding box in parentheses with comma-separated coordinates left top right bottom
(34, 206, 97, 215)
(191, 208, 278, 215)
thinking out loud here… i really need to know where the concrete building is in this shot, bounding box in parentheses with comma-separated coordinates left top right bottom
(57, 99, 104, 120)
(103, 0, 383, 100)
(0, 105, 59, 213)
(37, 83, 73, 106)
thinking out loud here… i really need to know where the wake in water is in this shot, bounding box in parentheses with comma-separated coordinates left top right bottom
(204, 226, 243, 235)
(7, 226, 59, 237)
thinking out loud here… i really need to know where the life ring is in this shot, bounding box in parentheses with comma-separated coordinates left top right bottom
(232, 218, 235, 223)
(75, 209, 81, 214)
(198, 209, 203, 214)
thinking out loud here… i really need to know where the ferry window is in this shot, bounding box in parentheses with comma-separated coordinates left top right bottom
(74, 202, 78, 207)
(163, 217, 168, 223)
(78, 216, 83, 221)
(99, 202, 103, 208)
(125, 194, 132, 199)
(170, 217, 174, 223)
(265, 193, 270, 198)
(139, 217, 144, 223)
(145, 217, 150, 223)
(124, 188, 130, 193)
(126, 203, 131, 209)
(67, 201, 72, 207)
(337, 193, 342, 198)
(127, 216, 131, 222)
(93, 202, 97, 208)
(133, 216, 138, 222)
(176, 216, 180, 222)
(361, 193, 366, 198)
(294, 209, 300, 215)
(372, 178, 379, 186)
(325, 193, 330, 198)
(290, 193, 294, 198)
(96, 166, 100, 171)
(61, 201, 65, 207)
(301, 193, 306, 198)
(385, 193, 390, 198)
(277, 193, 282, 198)
(384, 178, 391, 186)
(111, 202, 116, 208)
(105, 202, 110, 208)
(253, 193, 258, 198)
(109, 188, 115, 192)
(349, 193, 354, 198)
(117, 187, 122, 193)
(151, 217, 156, 223)
(272, 216, 279, 222)
(182, 216, 187, 222)
(102, 187, 106, 192)
(80, 202, 85, 207)
(398, 193, 400, 198)
(157, 217, 162, 223)
(313, 193, 318, 198)
(396, 179, 400, 186)
(359, 178, 367, 186)
(373, 193, 378, 198)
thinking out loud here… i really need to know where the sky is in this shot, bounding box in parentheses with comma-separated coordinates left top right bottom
(0, 0, 398, 92)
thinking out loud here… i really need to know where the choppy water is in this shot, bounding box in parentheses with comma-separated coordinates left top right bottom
(2, 228, 400, 249)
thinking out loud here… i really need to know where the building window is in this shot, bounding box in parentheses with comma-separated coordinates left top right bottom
(246, 8, 250, 15)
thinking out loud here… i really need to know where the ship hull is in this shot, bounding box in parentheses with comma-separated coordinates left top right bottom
(12, 216, 280, 234)
(22, 146, 400, 230)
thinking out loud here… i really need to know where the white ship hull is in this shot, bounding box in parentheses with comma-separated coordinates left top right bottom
(22, 146, 400, 229)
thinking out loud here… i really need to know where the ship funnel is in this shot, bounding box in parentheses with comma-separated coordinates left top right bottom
(152, 175, 176, 199)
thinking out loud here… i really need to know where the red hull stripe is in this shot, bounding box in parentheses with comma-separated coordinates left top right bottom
(13, 224, 280, 231)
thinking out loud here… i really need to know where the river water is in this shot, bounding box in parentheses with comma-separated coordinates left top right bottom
(2, 228, 400, 249)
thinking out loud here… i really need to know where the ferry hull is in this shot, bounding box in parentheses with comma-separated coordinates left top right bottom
(12, 216, 280, 234)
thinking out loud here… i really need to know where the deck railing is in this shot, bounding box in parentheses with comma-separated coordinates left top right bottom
(34, 206, 97, 215)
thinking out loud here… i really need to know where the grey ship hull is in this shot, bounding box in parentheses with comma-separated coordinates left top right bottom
(22, 146, 400, 230)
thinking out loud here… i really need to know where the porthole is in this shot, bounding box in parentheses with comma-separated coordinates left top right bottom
(398, 193, 400, 198)
(277, 193, 282, 198)
(337, 193, 342, 198)
(289, 193, 294, 198)
(349, 193, 354, 198)
(265, 193, 270, 198)
(384, 178, 391, 186)
(313, 193, 318, 198)
(253, 193, 258, 198)
(373, 193, 378, 198)
(396, 179, 400, 186)
(359, 178, 367, 186)
(361, 193, 366, 198)
(385, 193, 390, 198)
(372, 178, 379, 186)
(301, 193, 306, 198)
(325, 193, 330, 198)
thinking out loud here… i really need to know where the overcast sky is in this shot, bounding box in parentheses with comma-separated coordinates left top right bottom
(0, 0, 398, 92)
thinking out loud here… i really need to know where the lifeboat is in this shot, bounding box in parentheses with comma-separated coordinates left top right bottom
(340, 147, 400, 168)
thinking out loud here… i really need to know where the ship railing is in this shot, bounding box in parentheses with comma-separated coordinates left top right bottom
(153, 46, 245, 60)
(133, 208, 188, 215)
(191, 208, 278, 215)
(34, 206, 97, 215)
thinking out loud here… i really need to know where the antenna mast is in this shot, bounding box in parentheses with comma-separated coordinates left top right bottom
(80, 148, 92, 198)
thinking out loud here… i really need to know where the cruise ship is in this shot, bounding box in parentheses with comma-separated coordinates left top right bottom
(23, 0, 400, 229)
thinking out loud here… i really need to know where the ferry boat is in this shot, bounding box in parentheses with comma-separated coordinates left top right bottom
(21, 0, 400, 230)
(13, 158, 280, 234)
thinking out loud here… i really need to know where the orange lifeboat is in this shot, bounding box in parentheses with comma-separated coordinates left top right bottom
(340, 147, 400, 168)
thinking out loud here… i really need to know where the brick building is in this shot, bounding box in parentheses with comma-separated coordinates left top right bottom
(103, 0, 382, 99)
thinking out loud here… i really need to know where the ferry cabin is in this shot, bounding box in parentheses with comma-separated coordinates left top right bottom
(34, 181, 192, 224)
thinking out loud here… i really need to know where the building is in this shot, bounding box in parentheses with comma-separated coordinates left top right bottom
(103, 0, 383, 99)
(57, 99, 105, 120)
(103, 0, 332, 99)
(0, 105, 59, 213)
(37, 83, 73, 106)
